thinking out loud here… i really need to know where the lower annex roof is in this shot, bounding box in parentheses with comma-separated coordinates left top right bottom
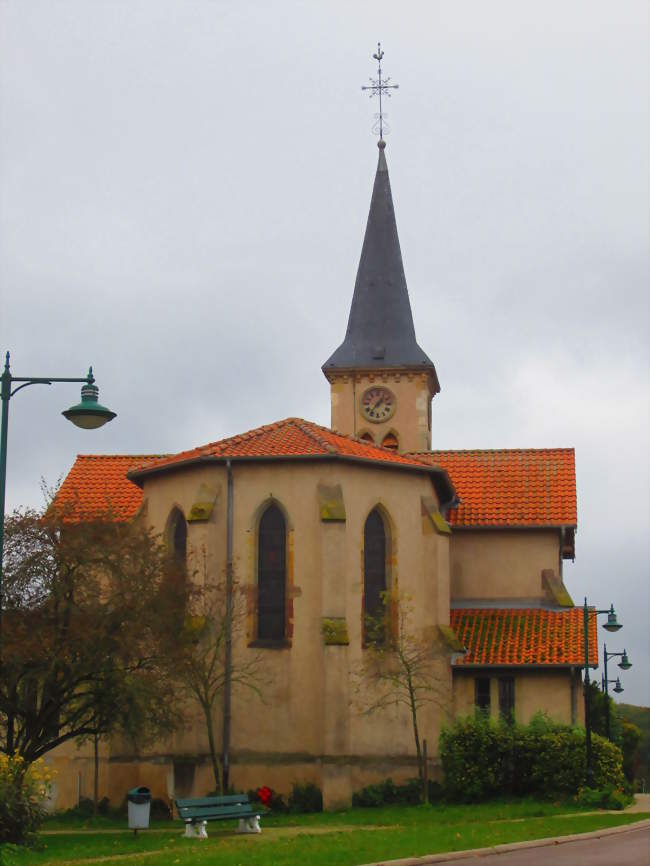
(450, 608, 597, 668)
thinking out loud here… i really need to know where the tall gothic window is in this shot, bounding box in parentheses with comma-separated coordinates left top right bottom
(364, 508, 387, 642)
(169, 508, 187, 566)
(258, 504, 286, 640)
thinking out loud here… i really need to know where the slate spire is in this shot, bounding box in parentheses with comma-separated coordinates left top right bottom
(323, 142, 439, 392)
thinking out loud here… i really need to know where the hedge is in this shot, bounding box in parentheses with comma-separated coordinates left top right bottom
(439, 714, 624, 801)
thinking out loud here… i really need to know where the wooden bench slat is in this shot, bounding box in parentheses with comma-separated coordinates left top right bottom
(179, 806, 255, 820)
(176, 795, 249, 808)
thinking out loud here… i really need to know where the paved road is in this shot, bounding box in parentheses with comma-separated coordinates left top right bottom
(441, 824, 649, 865)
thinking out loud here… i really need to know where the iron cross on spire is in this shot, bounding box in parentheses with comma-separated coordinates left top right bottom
(362, 42, 399, 144)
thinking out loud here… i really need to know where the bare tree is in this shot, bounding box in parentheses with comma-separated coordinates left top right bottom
(355, 596, 451, 788)
(173, 562, 265, 794)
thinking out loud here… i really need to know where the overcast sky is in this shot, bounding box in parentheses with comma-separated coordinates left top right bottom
(1, 1, 648, 705)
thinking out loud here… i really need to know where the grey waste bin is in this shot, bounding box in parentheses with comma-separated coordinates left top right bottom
(127, 786, 151, 830)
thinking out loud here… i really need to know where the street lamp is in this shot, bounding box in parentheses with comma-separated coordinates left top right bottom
(582, 598, 623, 786)
(602, 644, 633, 740)
(0, 351, 116, 641)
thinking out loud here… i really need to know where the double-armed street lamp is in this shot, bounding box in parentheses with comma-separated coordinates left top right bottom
(582, 598, 623, 785)
(602, 645, 632, 741)
(0, 351, 116, 641)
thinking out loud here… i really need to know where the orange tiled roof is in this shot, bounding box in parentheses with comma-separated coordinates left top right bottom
(128, 418, 442, 479)
(55, 420, 453, 521)
(55, 454, 167, 522)
(450, 608, 597, 667)
(414, 449, 576, 528)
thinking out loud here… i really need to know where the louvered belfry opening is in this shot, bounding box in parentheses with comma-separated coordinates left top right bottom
(258, 504, 286, 640)
(364, 508, 387, 632)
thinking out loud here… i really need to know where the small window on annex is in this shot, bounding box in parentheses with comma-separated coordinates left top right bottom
(363, 508, 389, 643)
(474, 677, 491, 714)
(257, 504, 286, 641)
(499, 677, 515, 721)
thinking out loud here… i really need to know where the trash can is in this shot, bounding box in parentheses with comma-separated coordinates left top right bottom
(127, 786, 151, 830)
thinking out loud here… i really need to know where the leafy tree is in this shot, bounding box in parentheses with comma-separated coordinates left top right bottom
(0, 507, 184, 770)
(354, 596, 450, 788)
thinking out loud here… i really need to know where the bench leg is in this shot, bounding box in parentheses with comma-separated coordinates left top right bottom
(237, 815, 261, 834)
(183, 821, 208, 839)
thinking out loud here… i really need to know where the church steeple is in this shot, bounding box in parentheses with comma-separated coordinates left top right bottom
(322, 142, 439, 384)
(323, 46, 439, 453)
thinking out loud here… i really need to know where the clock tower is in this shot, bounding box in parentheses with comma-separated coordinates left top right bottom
(322, 141, 440, 453)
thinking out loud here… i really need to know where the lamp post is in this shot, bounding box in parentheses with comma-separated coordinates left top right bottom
(602, 645, 632, 741)
(583, 597, 622, 786)
(0, 351, 116, 641)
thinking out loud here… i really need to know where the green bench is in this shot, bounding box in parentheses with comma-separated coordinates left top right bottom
(175, 794, 263, 839)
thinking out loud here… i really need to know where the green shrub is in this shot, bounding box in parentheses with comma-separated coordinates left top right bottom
(426, 780, 444, 803)
(439, 716, 625, 801)
(576, 784, 631, 811)
(288, 782, 323, 813)
(531, 728, 587, 794)
(150, 797, 172, 820)
(591, 734, 625, 790)
(439, 716, 515, 801)
(0, 755, 54, 844)
(352, 777, 423, 807)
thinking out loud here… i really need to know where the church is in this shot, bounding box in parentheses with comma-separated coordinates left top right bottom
(52, 137, 589, 811)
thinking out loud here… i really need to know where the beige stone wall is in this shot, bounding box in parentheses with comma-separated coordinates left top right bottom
(453, 667, 581, 726)
(42, 739, 106, 812)
(450, 530, 560, 601)
(102, 459, 453, 809)
(328, 370, 435, 453)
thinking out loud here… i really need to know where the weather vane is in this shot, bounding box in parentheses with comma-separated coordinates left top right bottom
(362, 42, 399, 144)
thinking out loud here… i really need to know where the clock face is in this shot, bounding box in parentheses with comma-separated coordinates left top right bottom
(360, 386, 397, 423)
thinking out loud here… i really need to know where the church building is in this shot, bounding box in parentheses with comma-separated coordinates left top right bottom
(53, 138, 590, 810)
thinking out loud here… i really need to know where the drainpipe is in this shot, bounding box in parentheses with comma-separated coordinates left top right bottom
(352, 377, 357, 437)
(222, 459, 234, 793)
(559, 527, 565, 580)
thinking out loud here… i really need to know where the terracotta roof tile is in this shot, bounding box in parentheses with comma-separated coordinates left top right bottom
(413, 449, 576, 528)
(451, 608, 597, 667)
(129, 418, 437, 477)
(55, 420, 444, 522)
(55, 455, 167, 522)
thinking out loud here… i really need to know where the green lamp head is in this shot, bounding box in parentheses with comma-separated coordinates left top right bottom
(613, 678, 624, 694)
(62, 368, 116, 430)
(618, 649, 632, 670)
(603, 604, 622, 633)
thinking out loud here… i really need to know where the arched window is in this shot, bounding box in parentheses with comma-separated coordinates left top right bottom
(168, 508, 187, 566)
(364, 508, 387, 641)
(360, 432, 374, 444)
(381, 432, 399, 451)
(258, 504, 286, 640)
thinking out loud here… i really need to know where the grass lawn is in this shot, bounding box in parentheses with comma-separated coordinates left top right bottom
(2, 801, 648, 866)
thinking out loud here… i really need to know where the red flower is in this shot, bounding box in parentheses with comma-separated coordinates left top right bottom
(257, 786, 272, 806)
